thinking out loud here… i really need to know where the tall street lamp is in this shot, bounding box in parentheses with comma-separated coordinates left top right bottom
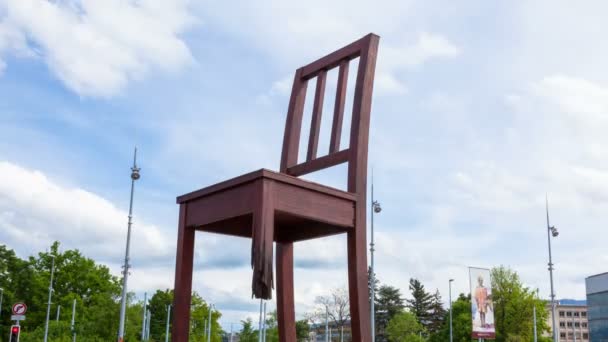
(44, 254, 56, 342)
(118, 148, 141, 342)
(546, 196, 558, 342)
(449, 279, 454, 342)
(370, 177, 381, 342)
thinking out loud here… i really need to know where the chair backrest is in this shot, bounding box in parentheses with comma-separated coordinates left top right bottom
(279, 33, 379, 195)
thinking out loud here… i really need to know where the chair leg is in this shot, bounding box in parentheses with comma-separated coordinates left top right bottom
(172, 204, 195, 342)
(348, 227, 372, 341)
(276, 242, 297, 342)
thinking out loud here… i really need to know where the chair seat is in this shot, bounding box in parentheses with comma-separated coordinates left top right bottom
(176, 168, 356, 242)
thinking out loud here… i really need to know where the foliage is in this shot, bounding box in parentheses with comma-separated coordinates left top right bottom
(376, 285, 406, 341)
(311, 287, 350, 341)
(406, 278, 434, 330)
(427, 289, 446, 334)
(428, 293, 473, 342)
(0, 242, 223, 342)
(491, 266, 550, 342)
(386, 311, 424, 342)
(239, 318, 258, 342)
(295, 319, 310, 341)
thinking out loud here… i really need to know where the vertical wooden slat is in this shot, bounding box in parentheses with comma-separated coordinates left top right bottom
(329, 60, 349, 153)
(280, 69, 308, 172)
(306, 70, 327, 161)
(172, 204, 195, 342)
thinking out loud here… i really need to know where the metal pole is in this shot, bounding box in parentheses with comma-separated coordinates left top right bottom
(449, 279, 454, 342)
(118, 148, 140, 342)
(533, 305, 537, 342)
(230, 323, 234, 342)
(165, 304, 171, 342)
(56, 305, 61, 322)
(71, 299, 77, 342)
(146, 311, 151, 340)
(263, 301, 267, 342)
(43, 255, 56, 342)
(142, 292, 147, 341)
(207, 304, 213, 342)
(325, 305, 329, 342)
(370, 172, 381, 342)
(546, 196, 558, 342)
(572, 314, 576, 342)
(341, 326, 344, 342)
(0, 288, 3, 319)
(258, 299, 263, 342)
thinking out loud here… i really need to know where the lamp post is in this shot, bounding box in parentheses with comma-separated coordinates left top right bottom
(546, 196, 558, 342)
(43, 254, 56, 342)
(370, 177, 381, 342)
(118, 148, 141, 342)
(449, 279, 454, 342)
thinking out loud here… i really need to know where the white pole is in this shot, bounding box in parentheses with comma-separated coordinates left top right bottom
(141, 292, 147, 341)
(146, 311, 151, 340)
(118, 148, 140, 342)
(533, 305, 538, 342)
(325, 306, 329, 342)
(71, 299, 77, 342)
(259, 299, 263, 342)
(546, 196, 558, 342)
(573, 314, 576, 342)
(43, 255, 56, 342)
(56, 304, 61, 322)
(230, 323, 234, 342)
(165, 304, 171, 342)
(449, 279, 454, 342)
(207, 304, 213, 342)
(263, 301, 267, 342)
(341, 326, 344, 342)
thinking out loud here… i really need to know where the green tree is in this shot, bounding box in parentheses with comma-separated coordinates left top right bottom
(239, 318, 258, 342)
(428, 293, 473, 342)
(386, 311, 424, 342)
(295, 319, 310, 341)
(427, 289, 446, 334)
(406, 279, 433, 329)
(491, 266, 550, 342)
(148, 289, 173, 341)
(376, 285, 405, 341)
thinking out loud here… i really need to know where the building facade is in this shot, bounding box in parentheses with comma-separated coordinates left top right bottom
(545, 300, 590, 341)
(586, 272, 608, 342)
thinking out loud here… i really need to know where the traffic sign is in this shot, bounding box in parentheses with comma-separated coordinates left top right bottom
(11, 315, 25, 321)
(12, 303, 27, 315)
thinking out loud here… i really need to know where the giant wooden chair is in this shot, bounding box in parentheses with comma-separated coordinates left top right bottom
(172, 33, 379, 342)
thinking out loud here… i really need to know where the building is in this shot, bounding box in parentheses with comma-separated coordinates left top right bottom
(545, 299, 590, 341)
(586, 272, 608, 342)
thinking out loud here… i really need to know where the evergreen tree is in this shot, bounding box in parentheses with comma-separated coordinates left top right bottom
(368, 266, 380, 308)
(239, 318, 258, 342)
(427, 289, 447, 334)
(405, 278, 434, 329)
(376, 285, 406, 341)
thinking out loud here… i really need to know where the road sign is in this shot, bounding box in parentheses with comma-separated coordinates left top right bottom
(12, 303, 27, 315)
(11, 315, 25, 321)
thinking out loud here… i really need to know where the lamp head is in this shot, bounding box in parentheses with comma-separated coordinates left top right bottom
(373, 201, 382, 213)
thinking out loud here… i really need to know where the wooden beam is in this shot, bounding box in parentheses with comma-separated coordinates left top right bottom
(307, 70, 327, 161)
(330, 60, 349, 153)
(286, 149, 349, 177)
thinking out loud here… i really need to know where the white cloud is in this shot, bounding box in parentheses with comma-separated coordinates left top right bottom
(0, 0, 195, 96)
(532, 75, 608, 118)
(0, 161, 171, 262)
(381, 32, 461, 71)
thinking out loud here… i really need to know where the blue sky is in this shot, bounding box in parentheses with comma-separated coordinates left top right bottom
(1, 0, 607, 328)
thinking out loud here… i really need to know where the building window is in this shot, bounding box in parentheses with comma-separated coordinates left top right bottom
(560, 322, 566, 327)
(566, 311, 572, 317)
(582, 322, 587, 328)
(582, 311, 587, 317)
(560, 333, 566, 339)
(567, 322, 573, 327)
(575, 322, 580, 327)
(559, 311, 565, 317)
(574, 311, 580, 317)
(583, 333, 589, 339)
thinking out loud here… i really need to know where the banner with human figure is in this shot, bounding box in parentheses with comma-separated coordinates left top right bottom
(469, 267, 496, 339)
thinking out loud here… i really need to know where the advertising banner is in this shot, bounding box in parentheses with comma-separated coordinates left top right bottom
(469, 267, 496, 339)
